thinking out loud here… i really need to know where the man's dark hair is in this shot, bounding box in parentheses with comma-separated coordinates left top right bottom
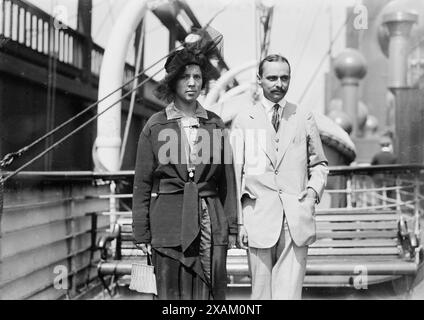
(258, 54, 291, 77)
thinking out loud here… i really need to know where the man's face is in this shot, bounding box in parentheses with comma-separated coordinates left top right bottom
(175, 64, 203, 103)
(258, 61, 290, 103)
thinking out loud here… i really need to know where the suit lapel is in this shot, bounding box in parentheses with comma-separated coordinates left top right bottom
(249, 104, 277, 168)
(276, 102, 298, 169)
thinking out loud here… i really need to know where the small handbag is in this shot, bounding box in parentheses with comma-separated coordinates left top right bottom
(129, 252, 157, 295)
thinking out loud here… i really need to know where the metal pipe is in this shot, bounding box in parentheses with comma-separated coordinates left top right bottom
(95, 0, 149, 172)
(382, 11, 418, 89)
(203, 60, 257, 108)
(334, 49, 367, 137)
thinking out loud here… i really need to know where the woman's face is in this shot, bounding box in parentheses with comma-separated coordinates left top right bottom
(175, 64, 203, 103)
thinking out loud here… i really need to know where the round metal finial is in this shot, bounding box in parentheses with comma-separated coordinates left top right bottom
(381, 0, 419, 25)
(334, 49, 367, 81)
(377, 0, 420, 56)
(328, 110, 353, 135)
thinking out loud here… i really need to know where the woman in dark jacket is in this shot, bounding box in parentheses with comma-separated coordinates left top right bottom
(132, 32, 237, 300)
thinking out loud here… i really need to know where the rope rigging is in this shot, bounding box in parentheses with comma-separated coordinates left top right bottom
(0, 45, 175, 170)
(298, 15, 350, 104)
(256, 1, 275, 62)
(2, 68, 162, 183)
(1, 28, 224, 183)
(119, 19, 146, 168)
(0, 1, 230, 182)
(292, 1, 325, 73)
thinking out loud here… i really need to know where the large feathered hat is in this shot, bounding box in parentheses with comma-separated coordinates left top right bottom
(155, 27, 223, 102)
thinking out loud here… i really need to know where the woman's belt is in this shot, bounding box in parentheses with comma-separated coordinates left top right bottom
(158, 178, 218, 253)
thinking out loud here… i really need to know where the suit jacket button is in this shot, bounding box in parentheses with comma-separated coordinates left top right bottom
(275, 138, 279, 143)
(275, 170, 279, 175)
(279, 190, 283, 194)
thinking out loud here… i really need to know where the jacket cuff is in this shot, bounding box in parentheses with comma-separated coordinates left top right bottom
(306, 186, 320, 204)
(133, 232, 151, 244)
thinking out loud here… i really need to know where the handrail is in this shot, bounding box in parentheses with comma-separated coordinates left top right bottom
(4, 164, 421, 296)
(1, 0, 84, 68)
(2, 170, 135, 183)
(325, 184, 415, 194)
(3, 164, 424, 182)
(327, 164, 424, 176)
(0, 0, 136, 78)
(11, 0, 70, 26)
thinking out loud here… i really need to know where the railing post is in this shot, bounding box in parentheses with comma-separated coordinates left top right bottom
(109, 181, 117, 230)
(414, 175, 420, 239)
(382, 180, 387, 207)
(64, 183, 76, 299)
(346, 174, 353, 209)
(371, 176, 377, 207)
(85, 212, 98, 287)
(77, 0, 92, 82)
(90, 212, 98, 252)
(361, 177, 366, 207)
(396, 175, 401, 213)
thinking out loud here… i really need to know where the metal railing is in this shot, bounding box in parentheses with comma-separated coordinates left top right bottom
(1, 166, 423, 298)
(322, 165, 424, 248)
(97, 165, 424, 257)
(91, 42, 138, 91)
(0, 0, 84, 68)
(0, 0, 137, 82)
(91, 43, 104, 77)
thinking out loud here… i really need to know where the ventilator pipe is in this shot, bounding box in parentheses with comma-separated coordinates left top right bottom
(217, 82, 254, 104)
(334, 49, 367, 137)
(95, 0, 149, 172)
(382, 10, 418, 89)
(212, 82, 256, 123)
(203, 60, 258, 109)
(206, 63, 356, 161)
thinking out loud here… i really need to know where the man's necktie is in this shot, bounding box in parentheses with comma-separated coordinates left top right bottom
(271, 104, 280, 132)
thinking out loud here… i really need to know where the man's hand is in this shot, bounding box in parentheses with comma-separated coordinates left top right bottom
(135, 243, 152, 255)
(238, 225, 249, 250)
(228, 235, 237, 249)
(298, 187, 317, 202)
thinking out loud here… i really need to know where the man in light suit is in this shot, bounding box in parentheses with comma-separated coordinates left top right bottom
(231, 54, 328, 300)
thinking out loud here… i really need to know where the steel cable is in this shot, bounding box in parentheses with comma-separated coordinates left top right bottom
(2, 68, 163, 183)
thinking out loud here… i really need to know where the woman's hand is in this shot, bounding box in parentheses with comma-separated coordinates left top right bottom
(135, 243, 152, 255)
(228, 234, 237, 249)
(238, 225, 248, 250)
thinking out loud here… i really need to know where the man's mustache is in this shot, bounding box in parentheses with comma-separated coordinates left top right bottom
(271, 88, 287, 94)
